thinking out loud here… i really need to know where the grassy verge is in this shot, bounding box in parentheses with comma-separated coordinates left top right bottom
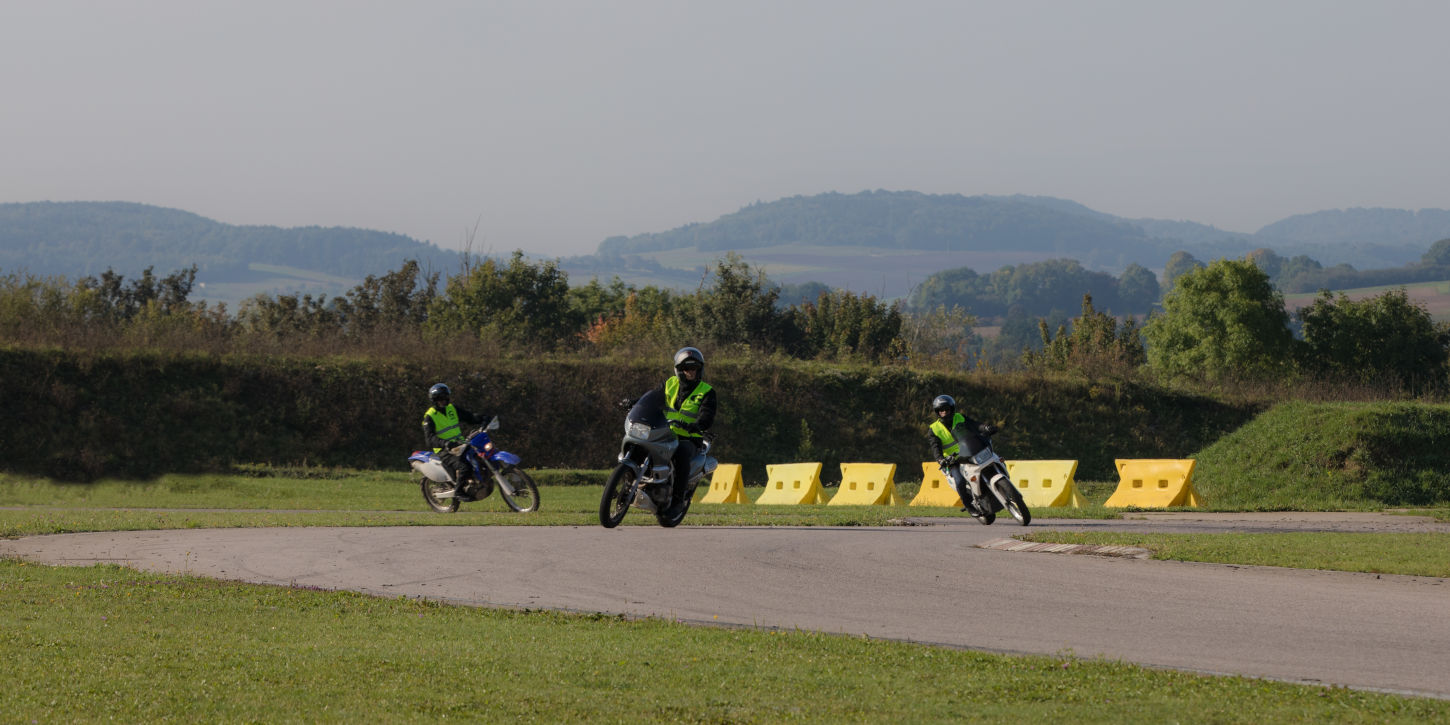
(2, 560, 1444, 722)
(1019, 531, 1450, 578)
(1192, 401, 1450, 509)
(0, 470, 1122, 539)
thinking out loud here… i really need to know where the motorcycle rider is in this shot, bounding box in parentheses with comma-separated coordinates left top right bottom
(927, 394, 998, 514)
(421, 383, 491, 498)
(652, 347, 716, 509)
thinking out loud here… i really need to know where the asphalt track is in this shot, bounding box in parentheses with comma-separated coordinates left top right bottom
(4, 512, 1449, 699)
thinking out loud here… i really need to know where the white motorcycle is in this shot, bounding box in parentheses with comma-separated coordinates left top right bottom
(943, 424, 1030, 526)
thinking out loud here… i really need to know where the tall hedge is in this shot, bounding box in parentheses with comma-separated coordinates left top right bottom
(0, 348, 1257, 482)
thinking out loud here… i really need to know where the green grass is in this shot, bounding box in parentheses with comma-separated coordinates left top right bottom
(3, 560, 1445, 723)
(1019, 531, 1450, 578)
(0, 470, 1123, 539)
(1191, 400, 1450, 509)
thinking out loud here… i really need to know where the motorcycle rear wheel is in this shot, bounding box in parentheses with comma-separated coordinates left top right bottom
(599, 464, 635, 528)
(497, 468, 540, 513)
(420, 476, 460, 514)
(996, 478, 1031, 526)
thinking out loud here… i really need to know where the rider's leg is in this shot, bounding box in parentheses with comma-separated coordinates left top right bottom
(946, 466, 975, 513)
(439, 450, 471, 497)
(670, 439, 697, 505)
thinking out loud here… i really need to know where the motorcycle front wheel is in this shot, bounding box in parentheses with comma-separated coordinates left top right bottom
(995, 478, 1031, 526)
(599, 464, 635, 528)
(420, 476, 460, 514)
(497, 468, 540, 513)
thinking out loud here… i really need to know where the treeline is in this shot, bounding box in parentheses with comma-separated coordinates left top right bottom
(0, 253, 926, 365)
(1054, 258, 1450, 394)
(907, 258, 1161, 319)
(1165, 239, 1450, 295)
(4, 248, 1448, 395)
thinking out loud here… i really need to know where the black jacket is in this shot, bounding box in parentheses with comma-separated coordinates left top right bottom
(652, 377, 717, 433)
(422, 405, 491, 450)
(927, 414, 995, 460)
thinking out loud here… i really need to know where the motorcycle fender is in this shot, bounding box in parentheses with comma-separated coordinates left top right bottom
(987, 473, 1013, 508)
(410, 458, 453, 483)
(488, 450, 521, 467)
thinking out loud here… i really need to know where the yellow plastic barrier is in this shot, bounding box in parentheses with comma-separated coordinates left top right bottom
(700, 463, 748, 504)
(1004, 460, 1087, 508)
(756, 462, 828, 505)
(1104, 459, 1202, 508)
(910, 462, 964, 507)
(828, 463, 903, 506)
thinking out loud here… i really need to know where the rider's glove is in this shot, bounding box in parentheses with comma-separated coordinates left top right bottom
(937, 457, 950, 468)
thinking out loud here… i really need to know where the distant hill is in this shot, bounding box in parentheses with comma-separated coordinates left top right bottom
(0, 201, 462, 305)
(7, 196, 1450, 306)
(1259, 207, 1450, 245)
(577, 192, 1450, 296)
(598, 190, 1168, 266)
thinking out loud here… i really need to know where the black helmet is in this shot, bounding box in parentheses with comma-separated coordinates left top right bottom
(932, 394, 955, 415)
(428, 383, 451, 405)
(673, 346, 704, 375)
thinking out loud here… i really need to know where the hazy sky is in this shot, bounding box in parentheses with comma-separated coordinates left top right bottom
(4, 1, 1448, 257)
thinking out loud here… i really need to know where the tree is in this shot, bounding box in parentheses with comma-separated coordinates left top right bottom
(333, 260, 438, 336)
(1116, 263, 1161, 311)
(901, 304, 978, 367)
(1297, 288, 1450, 391)
(691, 253, 791, 350)
(1144, 258, 1295, 381)
(425, 251, 579, 348)
(1423, 238, 1450, 266)
(77, 265, 200, 322)
(789, 289, 905, 362)
(1026, 294, 1145, 378)
(1163, 251, 1204, 289)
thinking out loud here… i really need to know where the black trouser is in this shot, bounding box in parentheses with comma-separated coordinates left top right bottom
(439, 449, 470, 484)
(671, 438, 698, 500)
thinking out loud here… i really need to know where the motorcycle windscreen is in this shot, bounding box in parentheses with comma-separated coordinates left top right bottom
(629, 388, 678, 443)
(953, 425, 988, 457)
(628, 388, 670, 428)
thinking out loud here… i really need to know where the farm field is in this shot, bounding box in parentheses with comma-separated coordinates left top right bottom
(617, 244, 1065, 300)
(1283, 279, 1450, 322)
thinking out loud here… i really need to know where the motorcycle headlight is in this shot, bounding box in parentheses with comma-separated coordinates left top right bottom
(628, 421, 652, 438)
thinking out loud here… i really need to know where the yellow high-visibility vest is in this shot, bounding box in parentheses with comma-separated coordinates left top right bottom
(424, 405, 462, 452)
(664, 377, 713, 439)
(929, 413, 966, 456)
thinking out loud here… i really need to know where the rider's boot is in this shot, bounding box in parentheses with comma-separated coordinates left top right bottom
(668, 473, 688, 511)
(452, 468, 474, 501)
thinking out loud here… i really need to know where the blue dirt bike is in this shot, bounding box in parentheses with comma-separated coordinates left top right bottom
(408, 417, 540, 513)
